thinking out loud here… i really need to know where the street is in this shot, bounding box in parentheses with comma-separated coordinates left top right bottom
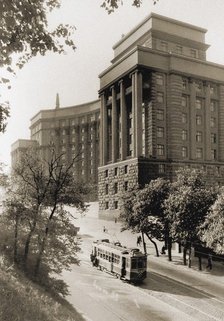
(63, 206, 224, 321)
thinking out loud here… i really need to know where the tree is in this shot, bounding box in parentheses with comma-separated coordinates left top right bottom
(164, 169, 216, 268)
(120, 178, 171, 258)
(0, 0, 76, 132)
(199, 189, 224, 255)
(1, 147, 88, 295)
(101, 0, 159, 13)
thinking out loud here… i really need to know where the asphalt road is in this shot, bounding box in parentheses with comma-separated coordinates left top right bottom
(62, 216, 224, 321)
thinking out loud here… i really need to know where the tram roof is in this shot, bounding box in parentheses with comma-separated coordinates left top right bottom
(93, 239, 145, 257)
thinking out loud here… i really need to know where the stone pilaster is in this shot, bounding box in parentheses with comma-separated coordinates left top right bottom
(204, 83, 211, 160)
(120, 80, 127, 160)
(133, 71, 143, 157)
(111, 86, 117, 162)
(189, 80, 196, 159)
(218, 85, 224, 161)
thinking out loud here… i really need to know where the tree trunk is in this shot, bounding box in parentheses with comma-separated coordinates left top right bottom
(167, 237, 172, 261)
(188, 245, 192, 268)
(141, 232, 147, 255)
(14, 213, 19, 264)
(145, 233, 159, 257)
(183, 247, 187, 265)
(198, 256, 202, 271)
(34, 203, 57, 276)
(24, 221, 37, 265)
(178, 242, 182, 253)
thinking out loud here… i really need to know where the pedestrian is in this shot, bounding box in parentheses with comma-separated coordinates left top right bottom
(103, 226, 106, 233)
(137, 235, 142, 246)
(206, 254, 212, 270)
(114, 217, 117, 223)
(161, 245, 166, 255)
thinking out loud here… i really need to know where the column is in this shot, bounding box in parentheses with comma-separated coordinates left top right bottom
(111, 86, 117, 163)
(120, 80, 127, 161)
(134, 71, 143, 157)
(100, 93, 107, 166)
(132, 71, 143, 158)
(189, 80, 196, 159)
(204, 83, 211, 160)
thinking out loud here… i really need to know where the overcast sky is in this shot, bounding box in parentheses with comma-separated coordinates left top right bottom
(1, 0, 224, 169)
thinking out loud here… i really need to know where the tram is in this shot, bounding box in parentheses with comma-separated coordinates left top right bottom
(90, 239, 147, 283)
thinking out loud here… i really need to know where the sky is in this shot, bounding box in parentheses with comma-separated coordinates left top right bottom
(1, 0, 224, 169)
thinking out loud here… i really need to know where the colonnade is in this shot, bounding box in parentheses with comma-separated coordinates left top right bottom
(100, 70, 143, 166)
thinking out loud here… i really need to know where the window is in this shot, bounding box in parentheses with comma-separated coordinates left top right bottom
(210, 101, 216, 112)
(158, 164, 165, 173)
(195, 82, 202, 92)
(124, 181, 128, 191)
(196, 148, 203, 159)
(176, 45, 183, 54)
(114, 167, 118, 176)
(182, 78, 188, 90)
(182, 130, 187, 141)
(190, 49, 197, 58)
(157, 127, 164, 138)
(114, 201, 118, 209)
(196, 131, 202, 142)
(181, 96, 187, 107)
(210, 85, 216, 95)
(195, 99, 202, 110)
(114, 182, 118, 194)
(182, 147, 187, 158)
(211, 117, 216, 127)
(124, 165, 128, 174)
(156, 74, 164, 86)
(161, 41, 168, 52)
(105, 184, 109, 195)
(157, 144, 164, 156)
(211, 133, 217, 144)
(182, 113, 187, 123)
(157, 109, 164, 120)
(196, 115, 202, 125)
(211, 149, 217, 160)
(157, 92, 164, 103)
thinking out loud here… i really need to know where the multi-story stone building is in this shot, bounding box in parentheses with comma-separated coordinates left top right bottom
(12, 98, 100, 199)
(98, 13, 224, 219)
(11, 139, 39, 167)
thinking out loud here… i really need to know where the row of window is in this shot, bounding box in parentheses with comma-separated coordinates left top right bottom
(105, 201, 118, 210)
(104, 165, 129, 178)
(160, 41, 198, 58)
(105, 181, 128, 195)
(181, 130, 217, 143)
(182, 96, 217, 112)
(181, 147, 217, 160)
(97, 248, 120, 264)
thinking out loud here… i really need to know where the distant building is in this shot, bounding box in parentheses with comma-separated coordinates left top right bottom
(11, 139, 39, 167)
(98, 13, 224, 218)
(12, 98, 100, 199)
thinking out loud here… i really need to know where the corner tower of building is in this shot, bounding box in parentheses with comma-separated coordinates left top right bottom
(98, 13, 224, 219)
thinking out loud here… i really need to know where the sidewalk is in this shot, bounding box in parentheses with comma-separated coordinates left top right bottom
(70, 203, 224, 288)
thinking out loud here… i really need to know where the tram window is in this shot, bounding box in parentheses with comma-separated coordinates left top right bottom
(138, 260, 144, 268)
(131, 259, 137, 269)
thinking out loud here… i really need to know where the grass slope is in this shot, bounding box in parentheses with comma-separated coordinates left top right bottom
(0, 263, 86, 321)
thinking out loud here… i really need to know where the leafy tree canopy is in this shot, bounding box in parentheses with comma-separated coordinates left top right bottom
(101, 0, 158, 13)
(0, 0, 76, 132)
(200, 189, 224, 254)
(164, 169, 216, 246)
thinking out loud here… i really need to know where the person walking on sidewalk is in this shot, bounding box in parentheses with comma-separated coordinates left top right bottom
(206, 254, 213, 270)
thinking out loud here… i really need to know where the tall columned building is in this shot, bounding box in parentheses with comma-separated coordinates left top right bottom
(98, 13, 224, 218)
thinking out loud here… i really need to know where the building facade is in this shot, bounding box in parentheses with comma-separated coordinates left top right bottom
(12, 99, 100, 199)
(98, 13, 224, 219)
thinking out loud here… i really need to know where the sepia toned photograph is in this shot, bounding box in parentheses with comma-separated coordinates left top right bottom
(0, 1, 224, 320)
